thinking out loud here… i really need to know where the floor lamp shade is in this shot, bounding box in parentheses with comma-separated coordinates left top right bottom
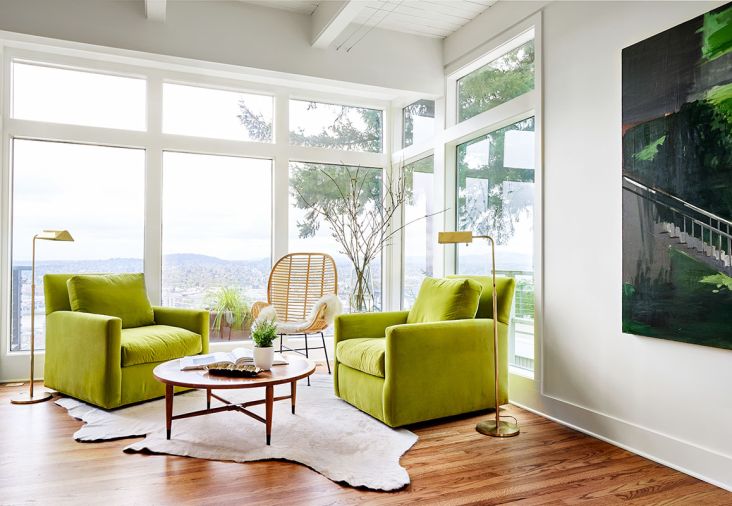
(11, 230, 74, 405)
(438, 230, 519, 437)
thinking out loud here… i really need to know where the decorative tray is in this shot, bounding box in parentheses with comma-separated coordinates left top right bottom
(205, 362, 262, 377)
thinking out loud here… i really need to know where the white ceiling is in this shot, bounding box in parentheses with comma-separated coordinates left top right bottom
(239, 0, 496, 38)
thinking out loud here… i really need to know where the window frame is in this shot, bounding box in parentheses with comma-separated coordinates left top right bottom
(443, 14, 543, 385)
(0, 44, 391, 381)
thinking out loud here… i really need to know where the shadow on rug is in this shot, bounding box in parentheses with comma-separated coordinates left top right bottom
(55, 374, 417, 491)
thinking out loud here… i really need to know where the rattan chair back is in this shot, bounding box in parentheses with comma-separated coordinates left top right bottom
(267, 253, 338, 324)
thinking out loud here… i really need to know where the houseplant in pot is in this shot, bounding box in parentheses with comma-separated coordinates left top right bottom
(207, 287, 251, 340)
(251, 318, 278, 370)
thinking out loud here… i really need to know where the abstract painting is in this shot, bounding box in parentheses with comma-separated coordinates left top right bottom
(622, 4, 732, 350)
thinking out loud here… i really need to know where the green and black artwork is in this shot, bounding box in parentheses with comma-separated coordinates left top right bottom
(622, 3, 732, 350)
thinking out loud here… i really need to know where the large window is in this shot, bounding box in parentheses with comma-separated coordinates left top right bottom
(2, 49, 394, 380)
(12, 62, 146, 130)
(402, 156, 436, 308)
(402, 100, 435, 148)
(456, 118, 535, 370)
(10, 140, 145, 351)
(289, 162, 383, 310)
(163, 83, 273, 142)
(457, 40, 534, 122)
(162, 152, 271, 341)
(289, 100, 383, 153)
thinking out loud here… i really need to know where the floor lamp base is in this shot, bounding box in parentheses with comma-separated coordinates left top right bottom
(11, 391, 54, 405)
(476, 418, 520, 438)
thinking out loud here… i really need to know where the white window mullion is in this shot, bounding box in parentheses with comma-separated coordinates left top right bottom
(145, 75, 163, 304)
(272, 91, 289, 263)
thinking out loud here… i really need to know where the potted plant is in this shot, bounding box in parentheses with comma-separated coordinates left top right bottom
(251, 318, 278, 369)
(206, 287, 251, 340)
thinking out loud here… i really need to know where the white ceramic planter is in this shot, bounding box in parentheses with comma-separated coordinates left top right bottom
(253, 346, 274, 370)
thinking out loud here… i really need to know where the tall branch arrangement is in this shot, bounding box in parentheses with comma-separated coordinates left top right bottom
(292, 165, 442, 311)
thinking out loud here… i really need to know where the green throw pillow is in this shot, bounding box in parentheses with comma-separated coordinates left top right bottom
(407, 277, 482, 324)
(67, 273, 155, 329)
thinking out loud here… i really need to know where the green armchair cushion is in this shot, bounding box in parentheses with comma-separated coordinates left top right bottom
(67, 273, 155, 329)
(407, 277, 482, 324)
(336, 338, 386, 378)
(447, 275, 516, 325)
(121, 324, 203, 367)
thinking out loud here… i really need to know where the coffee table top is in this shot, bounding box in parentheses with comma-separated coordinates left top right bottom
(153, 353, 316, 389)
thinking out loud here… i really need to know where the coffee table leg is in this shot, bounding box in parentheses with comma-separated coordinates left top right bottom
(291, 380, 297, 415)
(265, 385, 274, 445)
(206, 388, 211, 410)
(165, 383, 173, 440)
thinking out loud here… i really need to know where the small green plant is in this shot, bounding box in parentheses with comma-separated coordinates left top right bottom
(251, 319, 278, 348)
(207, 287, 250, 332)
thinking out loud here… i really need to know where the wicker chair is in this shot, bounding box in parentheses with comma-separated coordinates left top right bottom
(251, 253, 338, 379)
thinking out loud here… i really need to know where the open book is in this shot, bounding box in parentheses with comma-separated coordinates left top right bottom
(180, 348, 288, 371)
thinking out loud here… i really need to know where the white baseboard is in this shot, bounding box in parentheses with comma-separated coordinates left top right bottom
(510, 395, 732, 493)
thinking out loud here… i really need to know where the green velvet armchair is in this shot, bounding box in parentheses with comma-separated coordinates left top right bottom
(43, 273, 209, 409)
(334, 275, 515, 427)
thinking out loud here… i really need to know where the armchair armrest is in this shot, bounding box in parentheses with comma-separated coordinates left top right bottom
(153, 306, 210, 354)
(385, 318, 494, 369)
(44, 311, 123, 408)
(334, 311, 409, 343)
(382, 319, 508, 426)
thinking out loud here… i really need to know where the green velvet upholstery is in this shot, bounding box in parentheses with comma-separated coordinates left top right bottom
(121, 325, 202, 367)
(406, 277, 482, 324)
(447, 275, 515, 325)
(334, 276, 516, 427)
(336, 338, 386, 378)
(43, 274, 209, 409)
(67, 273, 155, 329)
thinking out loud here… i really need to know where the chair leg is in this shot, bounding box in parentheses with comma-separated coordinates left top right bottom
(305, 333, 310, 386)
(321, 332, 331, 374)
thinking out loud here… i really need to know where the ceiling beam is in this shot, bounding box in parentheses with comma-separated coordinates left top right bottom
(144, 0, 167, 22)
(311, 1, 364, 49)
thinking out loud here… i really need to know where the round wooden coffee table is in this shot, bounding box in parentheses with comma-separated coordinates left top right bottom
(153, 355, 316, 445)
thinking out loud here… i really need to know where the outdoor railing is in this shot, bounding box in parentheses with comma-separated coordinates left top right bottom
(624, 176, 732, 273)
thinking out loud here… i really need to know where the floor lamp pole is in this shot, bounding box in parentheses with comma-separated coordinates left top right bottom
(437, 231, 519, 438)
(473, 235, 519, 437)
(12, 230, 74, 405)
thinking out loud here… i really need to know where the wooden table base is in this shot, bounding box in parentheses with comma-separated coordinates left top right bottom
(165, 380, 298, 445)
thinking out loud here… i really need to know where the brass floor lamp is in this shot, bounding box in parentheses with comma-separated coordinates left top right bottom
(11, 230, 74, 405)
(438, 231, 519, 438)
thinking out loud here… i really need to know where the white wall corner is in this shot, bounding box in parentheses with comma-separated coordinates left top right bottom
(311, 1, 364, 49)
(144, 0, 166, 22)
(443, 0, 550, 69)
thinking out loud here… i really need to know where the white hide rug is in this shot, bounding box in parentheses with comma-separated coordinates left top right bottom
(55, 374, 417, 491)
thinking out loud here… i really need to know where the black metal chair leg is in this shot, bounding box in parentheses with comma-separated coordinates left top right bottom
(321, 332, 331, 374)
(305, 333, 310, 386)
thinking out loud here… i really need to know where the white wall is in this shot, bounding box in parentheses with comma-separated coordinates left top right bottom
(447, 0, 732, 492)
(0, 0, 443, 95)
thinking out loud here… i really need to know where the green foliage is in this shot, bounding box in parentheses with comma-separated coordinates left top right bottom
(458, 41, 534, 122)
(706, 83, 732, 124)
(457, 117, 535, 244)
(237, 99, 272, 141)
(290, 163, 382, 239)
(207, 287, 250, 331)
(290, 102, 382, 153)
(251, 318, 278, 348)
(700, 4, 732, 62)
(700, 273, 732, 293)
(623, 98, 732, 219)
(633, 135, 666, 161)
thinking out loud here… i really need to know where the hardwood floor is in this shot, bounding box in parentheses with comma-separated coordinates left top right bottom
(1, 378, 729, 505)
